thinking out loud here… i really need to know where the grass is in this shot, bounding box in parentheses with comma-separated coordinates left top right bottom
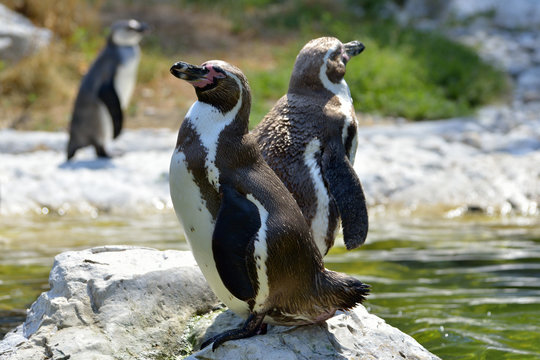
(0, 0, 511, 130)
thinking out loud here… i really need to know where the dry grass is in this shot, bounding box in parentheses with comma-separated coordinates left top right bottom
(3, 0, 100, 38)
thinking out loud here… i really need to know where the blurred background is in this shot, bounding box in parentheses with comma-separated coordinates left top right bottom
(1, 1, 539, 359)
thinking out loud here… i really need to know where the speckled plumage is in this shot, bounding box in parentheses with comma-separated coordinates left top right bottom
(253, 37, 368, 256)
(169, 59, 369, 350)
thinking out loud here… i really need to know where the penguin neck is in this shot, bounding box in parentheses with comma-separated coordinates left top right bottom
(186, 99, 242, 139)
(193, 81, 251, 139)
(318, 65, 351, 101)
(184, 91, 249, 191)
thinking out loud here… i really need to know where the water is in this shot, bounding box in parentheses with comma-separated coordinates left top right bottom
(1, 212, 539, 359)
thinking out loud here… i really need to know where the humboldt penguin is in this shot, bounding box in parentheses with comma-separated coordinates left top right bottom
(169, 59, 369, 350)
(67, 19, 148, 160)
(252, 37, 368, 256)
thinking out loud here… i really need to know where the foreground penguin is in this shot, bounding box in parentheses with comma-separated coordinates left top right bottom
(67, 19, 148, 160)
(252, 37, 368, 256)
(169, 59, 369, 350)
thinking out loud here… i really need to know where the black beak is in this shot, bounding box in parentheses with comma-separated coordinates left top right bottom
(137, 22, 150, 33)
(344, 41, 365, 58)
(170, 61, 210, 82)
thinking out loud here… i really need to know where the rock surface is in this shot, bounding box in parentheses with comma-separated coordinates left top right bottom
(0, 246, 220, 360)
(0, 246, 440, 360)
(401, 0, 540, 30)
(188, 307, 439, 360)
(0, 3, 52, 63)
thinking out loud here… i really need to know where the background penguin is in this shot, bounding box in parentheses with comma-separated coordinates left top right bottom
(252, 37, 368, 257)
(67, 19, 148, 160)
(169, 59, 369, 350)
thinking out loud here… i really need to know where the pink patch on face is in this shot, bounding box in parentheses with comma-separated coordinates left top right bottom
(342, 51, 350, 63)
(191, 65, 226, 88)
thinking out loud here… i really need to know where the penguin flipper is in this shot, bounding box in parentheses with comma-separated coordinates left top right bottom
(321, 139, 368, 250)
(98, 81, 123, 138)
(212, 183, 260, 301)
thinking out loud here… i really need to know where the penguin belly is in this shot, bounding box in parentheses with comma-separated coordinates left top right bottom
(114, 47, 140, 110)
(336, 92, 358, 163)
(303, 138, 333, 256)
(169, 149, 251, 318)
(97, 102, 114, 145)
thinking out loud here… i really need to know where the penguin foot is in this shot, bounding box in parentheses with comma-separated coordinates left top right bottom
(94, 145, 112, 159)
(200, 313, 266, 351)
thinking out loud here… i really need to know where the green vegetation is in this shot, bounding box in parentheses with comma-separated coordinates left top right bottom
(0, 0, 510, 130)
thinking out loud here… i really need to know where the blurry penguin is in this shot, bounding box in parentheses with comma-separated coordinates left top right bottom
(67, 19, 148, 160)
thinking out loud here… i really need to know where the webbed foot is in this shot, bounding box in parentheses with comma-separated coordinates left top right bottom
(200, 313, 266, 351)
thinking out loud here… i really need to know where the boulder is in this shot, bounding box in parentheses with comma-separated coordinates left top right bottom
(187, 307, 440, 360)
(0, 246, 220, 359)
(0, 3, 52, 63)
(0, 246, 440, 359)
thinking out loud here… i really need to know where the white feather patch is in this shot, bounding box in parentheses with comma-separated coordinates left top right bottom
(304, 138, 330, 256)
(169, 150, 250, 317)
(318, 48, 358, 165)
(114, 46, 140, 110)
(246, 194, 270, 312)
(97, 102, 113, 143)
(188, 74, 243, 190)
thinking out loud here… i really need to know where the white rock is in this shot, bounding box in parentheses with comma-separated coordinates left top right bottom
(0, 246, 220, 360)
(0, 246, 440, 360)
(187, 307, 440, 360)
(402, 0, 540, 30)
(354, 111, 540, 216)
(0, 3, 52, 62)
(517, 66, 540, 101)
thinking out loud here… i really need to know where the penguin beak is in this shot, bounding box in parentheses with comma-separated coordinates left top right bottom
(170, 61, 210, 82)
(344, 41, 365, 58)
(136, 22, 150, 33)
(170, 61, 225, 88)
(128, 19, 149, 33)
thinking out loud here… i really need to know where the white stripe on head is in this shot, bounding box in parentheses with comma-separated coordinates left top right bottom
(318, 46, 352, 99)
(319, 47, 358, 165)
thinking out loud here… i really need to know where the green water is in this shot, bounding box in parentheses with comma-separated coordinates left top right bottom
(1, 212, 539, 359)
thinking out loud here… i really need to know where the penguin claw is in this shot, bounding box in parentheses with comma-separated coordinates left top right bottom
(199, 313, 266, 351)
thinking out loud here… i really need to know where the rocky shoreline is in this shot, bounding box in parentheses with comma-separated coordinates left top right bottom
(0, 247, 440, 360)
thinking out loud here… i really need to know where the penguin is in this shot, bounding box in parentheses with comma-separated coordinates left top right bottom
(252, 37, 368, 257)
(169, 59, 369, 350)
(66, 19, 148, 160)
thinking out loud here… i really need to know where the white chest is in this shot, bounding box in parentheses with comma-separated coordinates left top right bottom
(97, 102, 113, 142)
(336, 92, 358, 164)
(169, 150, 250, 317)
(169, 97, 248, 317)
(114, 46, 140, 110)
(303, 138, 330, 256)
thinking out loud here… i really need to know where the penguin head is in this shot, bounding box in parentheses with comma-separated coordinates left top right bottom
(110, 19, 149, 46)
(170, 60, 251, 114)
(289, 37, 364, 92)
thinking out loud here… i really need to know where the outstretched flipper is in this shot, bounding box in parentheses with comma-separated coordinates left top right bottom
(98, 80, 123, 139)
(212, 183, 260, 301)
(321, 138, 368, 250)
(200, 313, 266, 351)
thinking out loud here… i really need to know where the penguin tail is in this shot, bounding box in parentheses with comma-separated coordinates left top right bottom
(317, 270, 369, 311)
